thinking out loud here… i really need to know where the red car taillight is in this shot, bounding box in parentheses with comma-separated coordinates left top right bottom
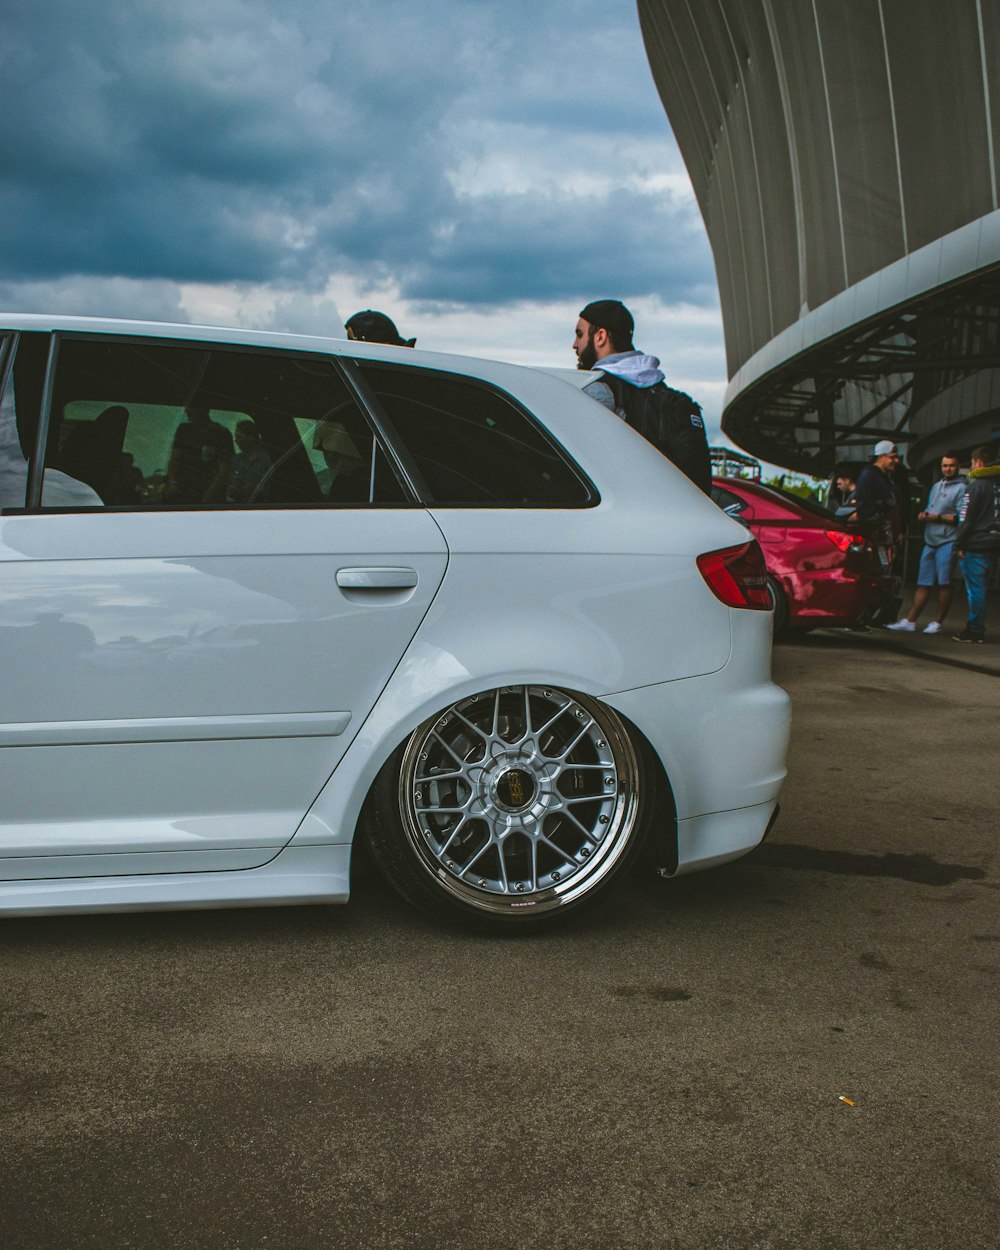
(825, 530, 854, 552)
(697, 542, 771, 610)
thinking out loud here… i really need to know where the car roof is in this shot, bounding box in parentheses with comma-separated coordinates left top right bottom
(0, 311, 537, 385)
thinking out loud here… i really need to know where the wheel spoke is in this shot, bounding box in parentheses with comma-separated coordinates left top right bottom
(452, 706, 490, 742)
(496, 840, 511, 893)
(537, 832, 577, 866)
(461, 838, 495, 872)
(438, 817, 470, 855)
(559, 805, 598, 839)
(557, 718, 594, 761)
(415, 766, 464, 783)
(535, 712, 561, 745)
(431, 730, 468, 767)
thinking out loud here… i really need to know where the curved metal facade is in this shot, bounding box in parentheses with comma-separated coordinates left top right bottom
(639, 0, 1000, 474)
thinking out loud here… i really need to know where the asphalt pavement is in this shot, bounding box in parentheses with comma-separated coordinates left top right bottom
(838, 585, 1000, 677)
(1, 614, 997, 1250)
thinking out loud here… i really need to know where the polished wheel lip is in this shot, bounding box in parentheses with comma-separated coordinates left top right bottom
(397, 686, 640, 915)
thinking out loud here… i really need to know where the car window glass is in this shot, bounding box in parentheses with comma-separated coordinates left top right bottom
(41, 339, 407, 509)
(768, 484, 837, 519)
(0, 334, 23, 510)
(357, 362, 593, 506)
(0, 333, 50, 511)
(711, 485, 748, 515)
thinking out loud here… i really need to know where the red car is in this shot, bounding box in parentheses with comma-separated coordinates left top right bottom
(711, 477, 898, 633)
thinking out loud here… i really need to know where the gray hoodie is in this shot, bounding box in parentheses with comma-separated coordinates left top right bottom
(583, 351, 665, 416)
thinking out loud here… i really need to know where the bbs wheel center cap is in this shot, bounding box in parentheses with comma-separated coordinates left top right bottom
(494, 767, 537, 812)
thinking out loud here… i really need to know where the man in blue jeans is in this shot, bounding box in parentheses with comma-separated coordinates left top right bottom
(885, 452, 965, 633)
(953, 445, 1000, 643)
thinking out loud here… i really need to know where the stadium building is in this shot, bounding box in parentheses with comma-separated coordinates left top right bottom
(639, 0, 1000, 478)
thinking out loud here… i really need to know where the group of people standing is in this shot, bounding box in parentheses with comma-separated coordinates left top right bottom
(835, 443, 1000, 643)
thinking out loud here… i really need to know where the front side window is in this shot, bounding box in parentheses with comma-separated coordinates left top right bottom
(39, 338, 408, 509)
(357, 363, 594, 506)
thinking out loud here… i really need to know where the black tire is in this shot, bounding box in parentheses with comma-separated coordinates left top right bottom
(364, 686, 652, 932)
(766, 575, 789, 637)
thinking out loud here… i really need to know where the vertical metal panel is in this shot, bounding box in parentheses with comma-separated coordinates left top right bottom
(708, 122, 756, 371)
(640, 0, 749, 371)
(761, 4, 843, 313)
(639, 2, 722, 208)
(817, 1, 906, 286)
(881, 0, 994, 251)
(725, 0, 801, 348)
(639, 0, 802, 370)
(978, 0, 999, 208)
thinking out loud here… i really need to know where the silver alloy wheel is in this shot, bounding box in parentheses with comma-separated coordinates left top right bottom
(396, 686, 641, 915)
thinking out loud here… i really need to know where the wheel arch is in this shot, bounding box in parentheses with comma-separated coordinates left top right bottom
(352, 690, 680, 876)
(357, 684, 672, 927)
(290, 664, 630, 852)
(291, 668, 679, 884)
(617, 713, 679, 875)
(765, 571, 791, 634)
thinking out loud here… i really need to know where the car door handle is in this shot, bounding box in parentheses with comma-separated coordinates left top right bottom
(336, 566, 419, 590)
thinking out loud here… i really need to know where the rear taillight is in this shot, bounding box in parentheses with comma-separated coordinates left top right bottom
(825, 530, 854, 552)
(697, 542, 770, 610)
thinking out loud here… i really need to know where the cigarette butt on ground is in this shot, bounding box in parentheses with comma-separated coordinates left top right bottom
(838, 1095, 856, 1106)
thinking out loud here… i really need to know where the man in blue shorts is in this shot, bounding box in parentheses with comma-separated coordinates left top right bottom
(885, 452, 965, 633)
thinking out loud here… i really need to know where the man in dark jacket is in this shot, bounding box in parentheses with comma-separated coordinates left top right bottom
(848, 440, 903, 626)
(573, 299, 712, 493)
(952, 445, 1000, 642)
(851, 440, 899, 534)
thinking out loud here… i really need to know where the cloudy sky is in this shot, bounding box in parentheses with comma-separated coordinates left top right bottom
(1, 0, 730, 434)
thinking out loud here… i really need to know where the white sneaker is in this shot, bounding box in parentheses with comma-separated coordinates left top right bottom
(885, 619, 916, 631)
(923, 621, 943, 634)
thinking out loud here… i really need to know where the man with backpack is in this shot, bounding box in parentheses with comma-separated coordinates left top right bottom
(573, 299, 712, 493)
(952, 444, 1000, 643)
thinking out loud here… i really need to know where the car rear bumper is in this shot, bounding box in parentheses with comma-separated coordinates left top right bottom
(672, 799, 780, 874)
(605, 611, 790, 866)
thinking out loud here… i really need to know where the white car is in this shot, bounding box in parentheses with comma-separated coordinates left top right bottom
(0, 315, 790, 930)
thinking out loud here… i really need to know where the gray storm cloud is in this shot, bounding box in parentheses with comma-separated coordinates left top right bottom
(1, 0, 714, 312)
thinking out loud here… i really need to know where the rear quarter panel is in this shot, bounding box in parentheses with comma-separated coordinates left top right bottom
(292, 371, 763, 850)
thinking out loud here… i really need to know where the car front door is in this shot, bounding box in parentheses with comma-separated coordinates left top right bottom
(0, 333, 447, 881)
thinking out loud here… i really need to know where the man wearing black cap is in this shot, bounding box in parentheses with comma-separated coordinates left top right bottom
(345, 310, 416, 348)
(573, 299, 711, 492)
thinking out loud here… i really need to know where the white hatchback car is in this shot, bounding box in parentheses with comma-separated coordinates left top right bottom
(0, 315, 789, 930)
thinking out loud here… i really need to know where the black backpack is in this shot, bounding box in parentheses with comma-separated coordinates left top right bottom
(599, 372, 712, 494)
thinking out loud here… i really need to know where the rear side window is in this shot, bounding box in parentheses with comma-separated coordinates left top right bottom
(711, 485, 748, 516)
(39, 338, 408, 509)
(358, 363, 594, 506)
